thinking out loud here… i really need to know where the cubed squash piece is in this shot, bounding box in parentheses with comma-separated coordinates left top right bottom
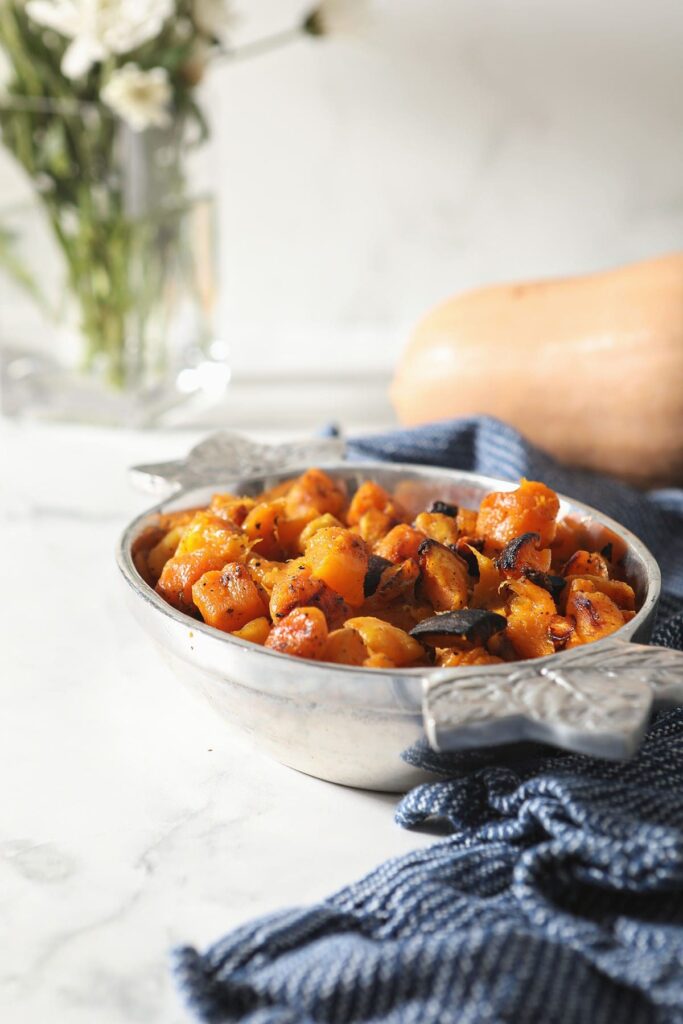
(414, 511, 460, 548)
(285, 468, 347, 518)
(298, 513, 344, 552)
(304, 527, 369, 607)
(275, 510, 319, 558)
(417, 539, 469, 611)
(246, 556, 287, 595)
(243, 500, 286, 560)
(232, 617, 271, 645)
(362, 559, 419, 611)
(269, 561, 349, 628)
(175, 512, 249, 561)
(563, 575, 636, 612)
(436, 647, 503, 667)
(374, 524, 424, 563)
(566, 581, 627, 645)
(264, 606, 329, 660)
(324, 627, 369, 666)
(562, 550, 610, 578)
(147, 525, 186, 581)
(209, 494, 256, 528)
(345, 616, 425, 666)
(497, 532, 552, 579)
(502, 578, 556, 659)
(466, 545, 503, 610)
(355, 508, 395, 546)
(191, 563, 269, 632)
(156, 550, 235, 612)
(456, 507, 478, 536)
(476, 479, 560, 550)
(347, 481, 407, 526)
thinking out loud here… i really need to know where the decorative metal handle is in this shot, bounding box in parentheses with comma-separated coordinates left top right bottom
(130, 431, 347, 496)
(422, 638, 683, 760)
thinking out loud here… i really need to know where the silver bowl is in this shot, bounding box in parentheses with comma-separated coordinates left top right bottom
(116, 433, 683, 792)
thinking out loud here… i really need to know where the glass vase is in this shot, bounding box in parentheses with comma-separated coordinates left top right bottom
(0, 112, 228, 427)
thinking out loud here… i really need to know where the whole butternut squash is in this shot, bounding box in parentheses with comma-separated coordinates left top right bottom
(391, 253, 683, 487)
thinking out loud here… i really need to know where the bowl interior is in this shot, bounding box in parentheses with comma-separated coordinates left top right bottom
(118, 460, 661, 668)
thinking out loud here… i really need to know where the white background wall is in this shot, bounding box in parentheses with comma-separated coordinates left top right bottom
(1, 0, 682, 387)
(204, 0, 683, 376)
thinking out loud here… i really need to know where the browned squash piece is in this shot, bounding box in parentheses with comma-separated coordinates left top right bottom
(156, 550, 237, 612)
(363, 653, 397, 669)
(497, 532, 552, 579)
(147, 525, 187, 581)
(156, 507, 201, 532)
(417, 539, 469, 611)
(285, 468, 347, 519)
(456, 507, 478, 536)
(232, 617, 271, 645)
(548, 614, 575, 651)
(361, 559, 419, 611)
(355, 508, 395, 547)
(344, 616, 425, 666)
(347, 481, 407, 526)
(324, 627, 369, 665)
(298, 513, 344, 551)
(476, 479, 560, 551)
(209, 494, 256, 528)
(243, 500, 286, 560)
(551, 516, 627, 569)
(275, 510, 319, 558)
(132, 524, 166, 585)
(413, 511, 460, 548)
(502, 578, 556, 659)
(550, 518, 583, 565)
(246, 556, 287, 594)
(562, 550, 610, 578)
(304, 527, 369, 607)
(192, 563, 269, 633)
(566, 583, 625, 645)
(175, 511, 249, 561)
(269, 562, 349, 629)
(465, 544, 503, 610)
(264, 606, 329, 660)
(374, 524, 425, 563)
(436, 647, 504, 667)
(563, 575, 636, 611)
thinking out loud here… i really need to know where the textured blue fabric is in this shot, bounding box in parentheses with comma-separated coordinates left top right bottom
(175, 417, 683, 1024)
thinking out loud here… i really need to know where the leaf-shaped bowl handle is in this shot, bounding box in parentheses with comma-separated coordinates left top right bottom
(129, 431, 347, 496)
(422, 639, 683, 760)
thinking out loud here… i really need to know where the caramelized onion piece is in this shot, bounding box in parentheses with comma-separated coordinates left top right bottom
(410, 608, 507, 648)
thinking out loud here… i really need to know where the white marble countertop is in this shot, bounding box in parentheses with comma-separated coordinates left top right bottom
(0, 421, 432, 1024)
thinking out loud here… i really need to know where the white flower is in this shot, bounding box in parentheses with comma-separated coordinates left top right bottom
(25, 0, 174, 79)
(303, 0, 372, 37)
(192, 0, 233, 41)
(101, 64, 172, 132)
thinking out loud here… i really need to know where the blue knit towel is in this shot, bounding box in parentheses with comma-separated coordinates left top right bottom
(174, 417, 683, 1024)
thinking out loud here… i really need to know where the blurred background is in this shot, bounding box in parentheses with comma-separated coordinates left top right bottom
(0, 0, 682, 430)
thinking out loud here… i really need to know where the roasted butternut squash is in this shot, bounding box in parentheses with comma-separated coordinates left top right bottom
(146, 470, 637, 666)
(191, 563, 268, 633)
(264, 606, 329, 660)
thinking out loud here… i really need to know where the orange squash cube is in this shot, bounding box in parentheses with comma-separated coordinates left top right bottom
(476, 479, 560, 550)
(264, 606, 329, 660)
(304, 527, 369, 607)
(192, 563, 269, 633)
